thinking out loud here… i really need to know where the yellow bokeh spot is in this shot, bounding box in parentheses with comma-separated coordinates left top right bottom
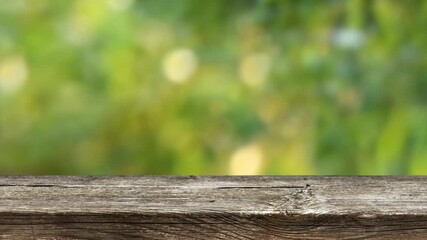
(239, 52, 271, 87)
(162, 48, 198, 83)
(229, 143, 264, 175)
(107, 0, 134, 12)
(0, 56, 28, 95)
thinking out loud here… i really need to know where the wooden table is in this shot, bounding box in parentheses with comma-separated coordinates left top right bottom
(1, 176, 426, 239)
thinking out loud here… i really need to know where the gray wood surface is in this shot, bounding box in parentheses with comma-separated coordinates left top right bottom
(0, 176, 427, 239)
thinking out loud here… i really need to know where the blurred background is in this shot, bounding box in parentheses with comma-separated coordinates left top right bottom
(0, 0, 426, 175)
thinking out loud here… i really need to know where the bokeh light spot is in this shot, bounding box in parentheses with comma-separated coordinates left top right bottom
(332, 28, 365, 50)
(0, 56, 28, 95)
(107, 0, 134, 12)
(229, 143, 264, 175)
(239, 52, 271, 87)
(162, 48, 198, 83)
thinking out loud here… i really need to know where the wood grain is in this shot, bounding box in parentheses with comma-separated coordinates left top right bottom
(1, 176, 427, 239)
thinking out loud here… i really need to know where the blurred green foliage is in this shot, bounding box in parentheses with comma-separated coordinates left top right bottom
(1, 0, 427, 175)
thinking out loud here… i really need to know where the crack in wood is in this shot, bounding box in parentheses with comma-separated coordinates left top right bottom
(0, 184, 78, 189)
(216, 185, 305, 189)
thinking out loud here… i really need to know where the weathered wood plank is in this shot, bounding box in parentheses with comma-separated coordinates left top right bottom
(0, 176, 427, 239)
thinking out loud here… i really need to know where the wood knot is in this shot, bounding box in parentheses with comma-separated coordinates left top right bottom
(280, 184, 315, 212)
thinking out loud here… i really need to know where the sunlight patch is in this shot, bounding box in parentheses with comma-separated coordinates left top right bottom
(239, 52, 271, 87)
(162, 48, 198, 83)
(0, 56, 28, 95)
(230, 143, 264, 175)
